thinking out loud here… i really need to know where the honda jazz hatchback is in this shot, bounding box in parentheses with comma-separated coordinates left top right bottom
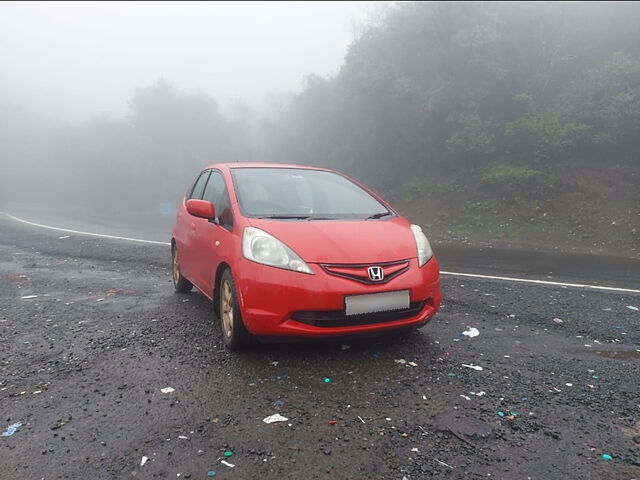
(171, 163, 441, 349)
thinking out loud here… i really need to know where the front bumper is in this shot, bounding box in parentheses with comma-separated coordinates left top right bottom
(234, 257, 442, 337)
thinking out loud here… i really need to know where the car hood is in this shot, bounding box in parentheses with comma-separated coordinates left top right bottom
(247, 217, 418, 264)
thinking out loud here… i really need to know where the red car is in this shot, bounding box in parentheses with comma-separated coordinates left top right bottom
(171, 164, 441, 349)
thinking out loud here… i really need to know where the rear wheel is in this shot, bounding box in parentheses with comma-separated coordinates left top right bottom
(172, 245, 193, 293)
(219, 268, 252, 350)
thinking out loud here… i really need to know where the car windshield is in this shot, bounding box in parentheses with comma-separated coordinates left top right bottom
(231, 167, 392, 220)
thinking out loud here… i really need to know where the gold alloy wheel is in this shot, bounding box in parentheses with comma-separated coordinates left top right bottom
(221, 280, 233, 338)
(172, 249, 180, 286)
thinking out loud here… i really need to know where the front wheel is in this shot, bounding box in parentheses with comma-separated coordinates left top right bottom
(218, 269, 252, 350)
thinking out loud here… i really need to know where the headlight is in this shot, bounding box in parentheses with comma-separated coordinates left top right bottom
(242, 227, 314, 274)
(410, 224, 433, 267)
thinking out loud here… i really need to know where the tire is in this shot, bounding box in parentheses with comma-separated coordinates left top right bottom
(172, 244, 193, 294)
(218, 268, 252, 350)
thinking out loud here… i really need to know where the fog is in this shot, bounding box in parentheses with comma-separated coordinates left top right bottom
(0, 1, 638, 254)
(0, 1, 365, 120)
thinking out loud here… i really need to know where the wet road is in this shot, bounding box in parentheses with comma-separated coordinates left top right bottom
(1, 216, 639, 479)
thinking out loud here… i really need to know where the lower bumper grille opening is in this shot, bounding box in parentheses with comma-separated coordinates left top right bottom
(292, 301, 426, 327)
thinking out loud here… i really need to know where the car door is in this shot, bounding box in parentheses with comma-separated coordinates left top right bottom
(178, 169, 210, 284)
(193, 170, 235, 296)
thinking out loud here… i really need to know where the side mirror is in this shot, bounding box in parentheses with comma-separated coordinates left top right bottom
(186, 199, 216, 220)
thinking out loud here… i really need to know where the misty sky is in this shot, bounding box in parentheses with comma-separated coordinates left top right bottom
(0, 1, 368, 122)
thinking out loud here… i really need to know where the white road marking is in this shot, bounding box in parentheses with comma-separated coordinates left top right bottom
(440, 271, 640, 294)
(3, 212, 639, 294)
(3, 213, 170, 246)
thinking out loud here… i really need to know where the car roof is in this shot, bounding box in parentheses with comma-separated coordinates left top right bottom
(204, 162, 333, 172)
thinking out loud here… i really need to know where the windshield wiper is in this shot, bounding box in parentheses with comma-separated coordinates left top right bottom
(256, 214, 312, 220)
(365, 212, 392, 220)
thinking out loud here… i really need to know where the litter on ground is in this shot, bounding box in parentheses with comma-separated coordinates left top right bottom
(220, 460, 235, 468)
(627, 306, 638, 311)
(161, 387, 175, 394)
(461, 364, 483, 371)
(1, 423, 22, 437)
(140, 456, 148, 466)
(263, 413, 288, 424)
(434, 458, 454, 469)
(462, 327, 479, 337)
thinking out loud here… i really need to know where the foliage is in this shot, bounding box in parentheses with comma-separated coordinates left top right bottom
(446, 115, 495, 156)
(503, 115, 592, 163)
(481, 164, 542, 184)
(263, 1, 640, 189)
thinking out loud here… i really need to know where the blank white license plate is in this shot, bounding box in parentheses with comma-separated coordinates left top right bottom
(345, 290, 410, 316)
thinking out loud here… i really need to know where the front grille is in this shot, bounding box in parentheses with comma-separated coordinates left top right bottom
(291, 301, 425, 327)
(320, 259, 410, 285)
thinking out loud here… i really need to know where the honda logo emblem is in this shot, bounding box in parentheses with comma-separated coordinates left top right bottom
(368, 266, 384, 282)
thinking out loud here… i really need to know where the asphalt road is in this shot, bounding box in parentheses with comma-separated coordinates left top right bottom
(1, 215, 639, 479)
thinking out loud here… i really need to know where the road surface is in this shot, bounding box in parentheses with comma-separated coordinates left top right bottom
(1, 213, 639, 479)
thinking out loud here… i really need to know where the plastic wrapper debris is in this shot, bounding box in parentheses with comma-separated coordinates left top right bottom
(1, 423, 22, 437)
(462, 327, 479, 337)
(461, 364, 483, 371)
(263, 413, 288, 424)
